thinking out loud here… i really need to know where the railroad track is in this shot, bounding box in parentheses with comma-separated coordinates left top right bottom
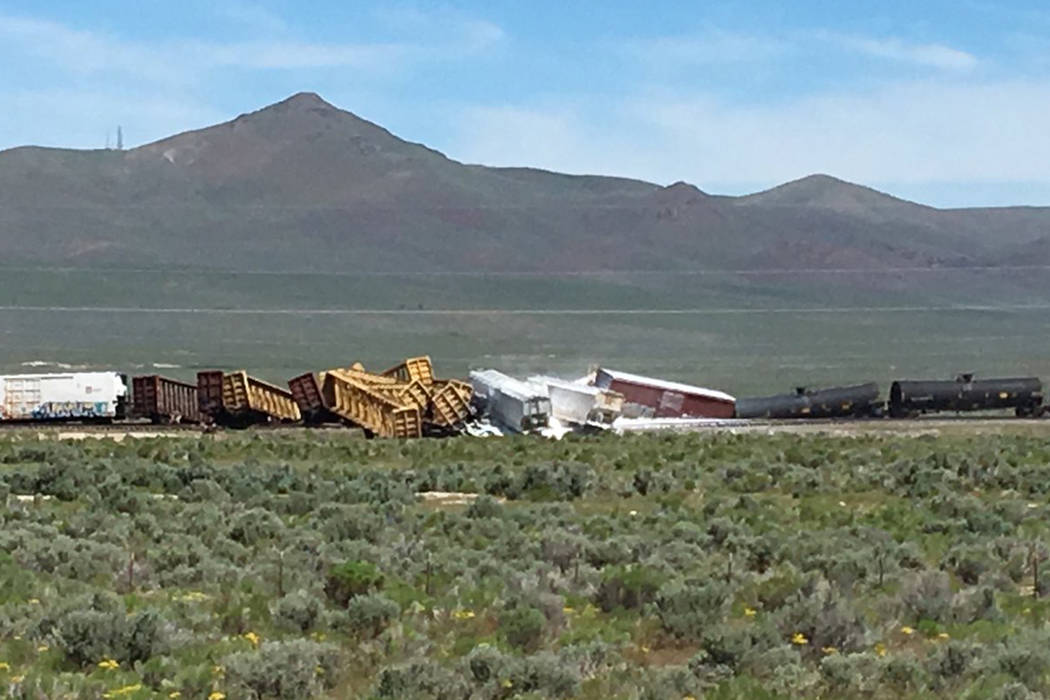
(0, 414, 1045, 439)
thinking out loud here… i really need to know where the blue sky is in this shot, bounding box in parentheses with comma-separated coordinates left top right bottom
(2, 0, 1050, 206)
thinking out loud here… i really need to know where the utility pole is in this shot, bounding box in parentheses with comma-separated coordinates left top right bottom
(117, 126, 123, 151)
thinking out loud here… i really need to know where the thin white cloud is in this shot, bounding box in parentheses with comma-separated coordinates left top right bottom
(628, 29, 976, 72)
(832, 34, 978, 71)
(0, 9, 502, 82)
(0, 14, 407, 79)
(186, 40, 407, 70)
(373, 6, 505, 54)
(450, 79, 1050, 190)
(215, 1, 289, 34)
(0, 89, 225, 150)
(627, 31, 789, 65)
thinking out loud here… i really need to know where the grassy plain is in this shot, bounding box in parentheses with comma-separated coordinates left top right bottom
(3, 430, 1050, 698)
(2, 267, 1050, 396)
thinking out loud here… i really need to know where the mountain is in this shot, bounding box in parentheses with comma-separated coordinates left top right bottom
(1, 92, 1048, 273)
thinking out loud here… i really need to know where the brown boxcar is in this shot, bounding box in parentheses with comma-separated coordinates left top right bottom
(132, 375, 201, 424)
(196, 370, 226, 423)
(593, 368, 735, 419)
(288, 372, 327, 422)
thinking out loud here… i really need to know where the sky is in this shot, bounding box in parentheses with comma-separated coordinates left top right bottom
(1, 0, 1050, 207)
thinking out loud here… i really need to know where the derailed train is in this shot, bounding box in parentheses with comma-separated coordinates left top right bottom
(0, 357, 473, 436)
(0, 366, 1046, 430)
(736, 374, 1045, 420)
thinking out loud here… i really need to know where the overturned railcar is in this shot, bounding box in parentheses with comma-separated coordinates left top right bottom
(735, 383, 883, 419)
(470, 370, 551, 433)
(889, 374, 1043, 417)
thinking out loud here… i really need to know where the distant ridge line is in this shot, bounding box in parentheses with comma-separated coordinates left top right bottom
(4, 303, 1050, 315)
(2, 265, 1050, 277)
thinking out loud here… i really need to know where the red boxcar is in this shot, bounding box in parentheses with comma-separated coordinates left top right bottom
(593, 368, 735, 419)
(132, 375, 201, 424)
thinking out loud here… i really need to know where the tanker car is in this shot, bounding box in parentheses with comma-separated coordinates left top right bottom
(735, 383, 883, 420)
(888, 374, 1043, 418)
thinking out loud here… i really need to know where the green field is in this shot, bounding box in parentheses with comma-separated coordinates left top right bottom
(4, 431, 1050, 698)
(2, 267, 1050, 396)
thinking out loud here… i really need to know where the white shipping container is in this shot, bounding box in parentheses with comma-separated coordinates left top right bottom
(0, 372, 127, 421)
(528, 375, 624, 426)
(469, 370, 551, 433)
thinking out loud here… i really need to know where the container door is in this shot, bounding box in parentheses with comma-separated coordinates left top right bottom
(5, 378, 42, 418)
(659, 391, 685, 415)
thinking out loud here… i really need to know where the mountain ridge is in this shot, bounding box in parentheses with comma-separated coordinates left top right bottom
(0, 92, 1048, 273)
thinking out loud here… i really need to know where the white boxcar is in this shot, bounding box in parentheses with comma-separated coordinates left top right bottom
(528, 375, 624, 427)
(469, 370, 551, 433)
(0, 372, 127, 421)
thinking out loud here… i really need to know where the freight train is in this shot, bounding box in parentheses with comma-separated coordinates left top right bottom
(735, 374, 1044, 420)
(0, 367, 1045, 431)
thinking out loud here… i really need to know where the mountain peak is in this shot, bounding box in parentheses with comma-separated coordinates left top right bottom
(283, 91, 331, 107)
(737, 173, 926, 213)
(245, 91, 346, 122)
(264, 91, 339, 113)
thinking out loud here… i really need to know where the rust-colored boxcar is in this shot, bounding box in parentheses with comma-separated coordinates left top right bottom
(196, 370, 226, 423)
(132, 375, 201, 424)
(593, 368, 735, 419)
(288, 372, 328, 423)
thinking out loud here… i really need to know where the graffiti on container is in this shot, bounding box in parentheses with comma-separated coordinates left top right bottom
(30, 402, 108, 419)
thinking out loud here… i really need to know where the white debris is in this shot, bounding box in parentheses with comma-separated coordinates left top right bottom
(539, 417, 574, 440)
(463, 420, 504, 437)
(418, 491, 505, 506)
(612, 416, 746, 434)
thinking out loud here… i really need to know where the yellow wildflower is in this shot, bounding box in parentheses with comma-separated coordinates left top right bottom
(36, 645, 49, 653)
(242, 631, 260, 648)
(212, 665, 225, 676)
(937, 632, 950, 640)
(209, 693, 226, 700)
(98, 659, 120, 670)
(315, 665, 324, 675)
(821, 646, 838, 655)
(169, 693, 181, 699)
(452, 609, 476, 620)
(563, 606, 575, 614)
(11, 675, 24, 683)
(900, 626, 914, 636)
(501, 679, 513, 688)
(743, 607, 757, 618)
(103, 684, 143, 698)
(641, 645, 651, 653)
(684, 696, 698, 700)
(875, 643, 887, 657)
(791, 632, 808, 646)
(27, 599, 40, 605)
(0, 662, 9, 671)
